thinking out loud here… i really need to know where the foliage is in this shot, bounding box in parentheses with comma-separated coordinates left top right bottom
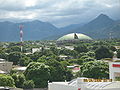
(86, 51, 95, 58)
(80, 61, 109, 79)
(59, 49, 77, 58)
(23, 80, 35, 89)
(74, 45, 88, 53)
(6, 46, 21, 53)
(12, 74, 26, 88)
(45, 59, 73, 81)
(0, 49, 8, 60)
(117, 49, 120, 58)
(8, 52, 22, 65)
(115, 77, 120, 81)
(19, 56, 32, 66)
(24, 62, 50, 88)
(95, 46, 113, 60)
(0, 74, 15, 87)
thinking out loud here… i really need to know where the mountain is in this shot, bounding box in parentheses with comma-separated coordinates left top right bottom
(0, 20, 59, 41)
(61, 14, 119, 39)
(0, 14, 120, 41)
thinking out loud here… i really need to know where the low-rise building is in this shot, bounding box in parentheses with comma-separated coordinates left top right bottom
(0, 60, 13, 73)
(32, 47, 42, 53)
(109, 62, 120, 81)
(48, 78, 120, 90)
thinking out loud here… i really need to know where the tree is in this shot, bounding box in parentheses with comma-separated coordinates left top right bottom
(74, 45, 88, 53)
(6, 46, 21, 53)
(12, 74, 26, 88)
(80, 61, 109, 79)
(59, 49, 77, 58)
(0, 50, 8, 60)
(0, 74, 15, 87)
(86, 51, 95, 58)
(23, 80, 35, 89)
(19, 56, 32, 66)
(24, 62, 50, 88)
(117, 49, 120, 58)
(95, 46, 113, 60)
(8, 52, 22, 65)
(45, 59, 73, 81)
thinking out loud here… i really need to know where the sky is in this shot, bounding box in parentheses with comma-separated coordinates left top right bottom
(0, 0, 119, 27)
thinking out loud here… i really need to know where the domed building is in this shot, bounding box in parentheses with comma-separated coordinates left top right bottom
(57, 33, 92, 44)
(57, 33, 92, 41)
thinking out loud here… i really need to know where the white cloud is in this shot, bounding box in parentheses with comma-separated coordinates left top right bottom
(0, 0, 119, 27)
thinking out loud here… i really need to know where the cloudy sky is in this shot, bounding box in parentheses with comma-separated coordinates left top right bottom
(0, 0, 120, 27)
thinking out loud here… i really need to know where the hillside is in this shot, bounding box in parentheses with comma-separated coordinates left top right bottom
(0, 20, 58, 41)
(0, 14, 120, 41)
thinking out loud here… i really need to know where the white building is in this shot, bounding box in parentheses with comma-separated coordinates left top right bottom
(64, 46, 74, 50)
(32, 47, 42, 53)
(48, 78, 120, 90)
(109, 62, 120, 81)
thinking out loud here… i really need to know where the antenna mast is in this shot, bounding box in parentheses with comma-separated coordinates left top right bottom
(19, 25, 24, 52)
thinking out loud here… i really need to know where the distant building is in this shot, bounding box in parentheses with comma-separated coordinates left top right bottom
(32, 47, 42, 53)
(0, 59, 13, 73)
(59, 55, 73, 60)
(57, 33, 92, 44)
(67, 65, 80, 72)
(64, 46, 74, 50)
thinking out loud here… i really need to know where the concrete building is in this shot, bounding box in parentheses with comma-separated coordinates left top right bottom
(48, 78, 120, 90)
(109, 62, 120, 81)
(0, 60, 13, 73)
(32, 47, 42, 53)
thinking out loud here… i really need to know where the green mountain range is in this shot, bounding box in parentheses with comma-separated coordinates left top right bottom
(0, 14, 120, 41)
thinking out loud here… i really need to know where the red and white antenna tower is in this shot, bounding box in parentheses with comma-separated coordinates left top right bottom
(19, 25, 24, 52)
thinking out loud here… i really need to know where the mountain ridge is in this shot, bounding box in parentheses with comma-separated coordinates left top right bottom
(0, 14, 120, 41)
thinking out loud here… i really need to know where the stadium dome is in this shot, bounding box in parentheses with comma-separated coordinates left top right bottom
(57, 33, 92, 41)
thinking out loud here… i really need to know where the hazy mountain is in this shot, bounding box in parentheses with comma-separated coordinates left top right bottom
(0, 14, 120, 41)
(0, 20, 58, 41)
(62, 14, 118, 39)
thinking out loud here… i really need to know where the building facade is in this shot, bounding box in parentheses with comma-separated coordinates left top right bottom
(48, 78, 120, 90)
(109, 62, 120, 81)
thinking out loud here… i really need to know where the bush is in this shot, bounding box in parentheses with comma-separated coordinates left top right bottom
(12, 74, 26, 88)
(0, 74, 15, 87)
(117, 49, 120, 58)
(23, 80, 35, 89)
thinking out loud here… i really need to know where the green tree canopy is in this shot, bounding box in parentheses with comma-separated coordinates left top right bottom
(12, 74, 26, 88)
(45, 59, 73, 81)
(74, 45, 88, 53)
(24, 62, 50, 88)
(0, 74, 15, 87)
(80, 61, 109, 79)
(19, 56, 32, 66)
(23, 80, 35, 89)
(95, 46, 113, 60)
(117, 49, 120, 58)
(8, 52, 22, 65)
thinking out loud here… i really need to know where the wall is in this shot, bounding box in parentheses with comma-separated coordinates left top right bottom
(109, 62, 120, 80)
(0, 62, 13, 73)
(48, 83, 78, 90)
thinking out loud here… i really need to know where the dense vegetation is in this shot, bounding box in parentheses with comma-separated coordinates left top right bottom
(0, 39, 120, 88)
